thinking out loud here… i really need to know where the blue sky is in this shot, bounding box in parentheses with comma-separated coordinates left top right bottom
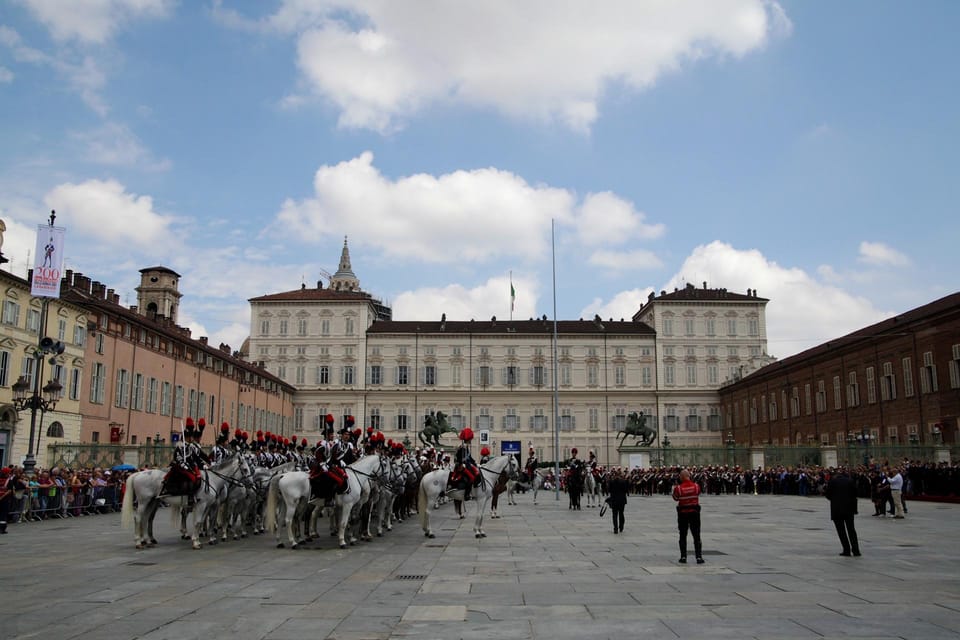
(1, 0, 957, 359)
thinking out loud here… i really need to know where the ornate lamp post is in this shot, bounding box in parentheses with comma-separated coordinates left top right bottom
(11, 371, 63, 476)
(725, 431, 736, 466)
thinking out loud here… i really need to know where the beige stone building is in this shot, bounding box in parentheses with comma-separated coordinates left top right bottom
(249, 243, 772, 466)
(0, 269, 86, 468)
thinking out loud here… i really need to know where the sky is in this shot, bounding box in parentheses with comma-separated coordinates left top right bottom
(1, 0, 957, 361)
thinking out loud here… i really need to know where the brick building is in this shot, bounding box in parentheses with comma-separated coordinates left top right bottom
(719, 292, 960, 448)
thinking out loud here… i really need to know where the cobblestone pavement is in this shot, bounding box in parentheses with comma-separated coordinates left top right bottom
(1, 491, 958, 640)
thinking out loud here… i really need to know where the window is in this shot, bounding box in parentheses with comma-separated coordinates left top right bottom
(132, 373, 144, 411)
(560, 409, 574, 432)
(174, 385, 184, 418)
(768, 396, 777, 422)
(318, 366, 330, 385)
(684, 318, 695, 336)
(342, 366, 355, 385)
(642, 366, 652, 386)
(161, 382, 172, 415)
(749, 319, 759, 336)
(321, 319, 330, 336)
(452, 346, 462, 356)
(279, 320, 288, 335)
(662, 318, 673, 335)
(531, 409, 548, 432)
(369, 365, 382, 385)
(73, 324, 86, 346)
(833, 376, 842, 410)
(115, 369, 130, 408)
(2, 300, 20, 326)
(95, 333, 104, 354)
(397, 365, 409, 385)
(804, 383, 812, 415)
(26, 309, 40, 333)
(46, 421, 64, 438)
(70, 368, 81, 400)
(503, 409, 518, 432)
(296, 346, 306, 356)
(396, 410, 408, 431)
(507, 347, 516, 357)
(423, 365, 437, 386)
(90, 363, 106, 404)
(189, 389, 198, 417)
(847, 372, 860, 407)
(276, 365, 286, 380)
(294, 406, 304, 431)
(477, 366, 492, 386)
(401, 346, 410, 356)
(816, 380, 826, 413)
(259, 319, 270, 335)
(369, 408, 381, 430)
(531, 365, 546, 386)
(705, 318, 716, 336)
(727, 346, 738, 357)
(615, 365, 626, 386)
(452, 365, 461, 386)
(589, 407, 599, 431)
(728, 319, 737, 336)
(295, 366, 305, 385)
(920, 351, 938, 393)
(881, 361, 897, 401)
(0, 350, 8, 387)
(685, 364, 696, 385)
(298, 319, 308, 336)
(904, 357, 916, 396)
(345, 318, 354, 335)
(707, 364, 718, 385)
(561, 364, 571, 386)
(587, 364, 598, 386)
(665, 364, 675, 386)
(146, 377, 158, 413)
(504, 365, 519, 386)
(791, 387, 800, 417)
(587, 347, 597, 357)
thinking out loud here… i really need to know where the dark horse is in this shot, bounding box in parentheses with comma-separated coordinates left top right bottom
(566, 463, 585, 510)
(617, 411, 658, 448)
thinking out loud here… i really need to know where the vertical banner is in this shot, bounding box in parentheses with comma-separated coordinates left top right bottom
(31, 224, 66, 298)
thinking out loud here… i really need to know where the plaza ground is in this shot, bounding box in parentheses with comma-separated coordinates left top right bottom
(1, 490, 958, 640)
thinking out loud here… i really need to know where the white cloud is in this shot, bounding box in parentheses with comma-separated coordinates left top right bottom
(17, 0, 173, 44)
(71, 122, 171, 171)
(43, 179, 177, 248)
(230, 0, 790, 132)
(579, 288, 655, 323)
(274, 152, 664, 267)
(858, 241, 910, 267)
(393, 276, 539, 323)
(662, 241, 891, 358)
(0, 66, 13, 83)
(575, 192, 665, 246)
(588, 249, 663, 271)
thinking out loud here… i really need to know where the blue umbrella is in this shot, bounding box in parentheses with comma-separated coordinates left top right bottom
(111, 463, 137, 472)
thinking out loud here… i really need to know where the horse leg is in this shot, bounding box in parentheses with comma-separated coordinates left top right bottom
(474, 496, 487, 538)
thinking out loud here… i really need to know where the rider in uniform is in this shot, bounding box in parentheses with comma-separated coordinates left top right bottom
(453, 427, 479, 501)
(210, 422, 230, 465)
(166, 417, 209, 496)
(479, 446, 491, 464)
(525, 446, 538, 483)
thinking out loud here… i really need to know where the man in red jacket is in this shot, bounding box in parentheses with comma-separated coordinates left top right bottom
(672, 469, 704, 564)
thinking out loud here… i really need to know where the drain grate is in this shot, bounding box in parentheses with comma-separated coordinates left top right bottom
(127, 561, 157, 566)
(394, 574, 427, 581)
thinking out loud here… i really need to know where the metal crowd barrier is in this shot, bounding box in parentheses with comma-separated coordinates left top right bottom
(7, 482, 123, 524)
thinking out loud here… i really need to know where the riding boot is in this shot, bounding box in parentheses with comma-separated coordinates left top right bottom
(0, 521, 7, 534)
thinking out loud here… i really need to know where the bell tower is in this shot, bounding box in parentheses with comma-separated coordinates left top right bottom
(329, 236, 360, 292)
(136, 266, 182, 323)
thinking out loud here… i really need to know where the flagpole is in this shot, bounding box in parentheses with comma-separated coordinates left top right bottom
(551, 219, 560, 501)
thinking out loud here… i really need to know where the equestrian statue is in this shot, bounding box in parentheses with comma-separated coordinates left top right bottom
(420, 410, 457, 447)
(616, 411, 657, 448)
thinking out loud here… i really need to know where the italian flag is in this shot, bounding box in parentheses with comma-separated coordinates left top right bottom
(510, 283, 516, 312)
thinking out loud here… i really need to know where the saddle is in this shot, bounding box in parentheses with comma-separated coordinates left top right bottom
(162, 467, 201, 496)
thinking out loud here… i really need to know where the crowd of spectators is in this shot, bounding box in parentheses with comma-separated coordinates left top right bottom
(2, 466, 134, 523)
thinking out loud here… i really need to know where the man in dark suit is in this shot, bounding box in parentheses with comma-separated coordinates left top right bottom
(825, 467, 861, 557)
(605, 468, 629, 534)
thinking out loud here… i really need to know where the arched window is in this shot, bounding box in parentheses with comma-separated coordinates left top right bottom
(46, 421, 64, 438)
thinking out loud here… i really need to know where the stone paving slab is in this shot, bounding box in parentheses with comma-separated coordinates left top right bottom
(1, 492, 959, 639)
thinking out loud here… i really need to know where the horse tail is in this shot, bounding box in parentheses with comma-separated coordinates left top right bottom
(264, 473, 281, 532)
(120, 473, 136, 529)
(417, 477, 429, 531)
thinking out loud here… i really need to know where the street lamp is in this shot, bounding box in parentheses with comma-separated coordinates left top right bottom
(11, 371, 64, 476)
(848, 428, 873, 466)
(725, 431, 736, 466)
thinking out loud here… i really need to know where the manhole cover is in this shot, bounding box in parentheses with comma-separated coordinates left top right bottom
(394, 575, 427, 581)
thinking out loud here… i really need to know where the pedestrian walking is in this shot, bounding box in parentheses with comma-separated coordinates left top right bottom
(605, 468, 629, 534)
(824, 467, 861, 557)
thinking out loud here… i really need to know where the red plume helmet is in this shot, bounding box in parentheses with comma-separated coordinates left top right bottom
(185, 417, 195, 427)
(301, 438, 307, 447)
(346, 415, 355, 426)
(325, 413, 335, 426)
(480, 446, 491, 457)
(459, 427, 474, 442)
(221, 422, 230, 434)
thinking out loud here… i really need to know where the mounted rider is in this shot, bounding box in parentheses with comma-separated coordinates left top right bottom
(567, 447, 585, 480)
(210, 422, 230, 465)
(524, 446, 538, 483)
(479, 446, 491, 464)
(164, 417, 209, 496)
(452, 427, 480, 501)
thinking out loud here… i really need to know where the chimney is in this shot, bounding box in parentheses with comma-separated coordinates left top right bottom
(703, 281, 707, 289)
(91, 281, 106, 299)
(131, 305, 138, 314)
(753, 288, 758, 298)
(199, 336, 208, 346)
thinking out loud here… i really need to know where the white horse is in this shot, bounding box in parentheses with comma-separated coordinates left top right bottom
(172, 455, 243, 549)
(418, 455, 519, 539)
(264, 470, 313, 549)
(584, 469, 602, 508)
(121, 468, 168, 549)
(334, 453, 389, 549)
(417, 467, 454, 538)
